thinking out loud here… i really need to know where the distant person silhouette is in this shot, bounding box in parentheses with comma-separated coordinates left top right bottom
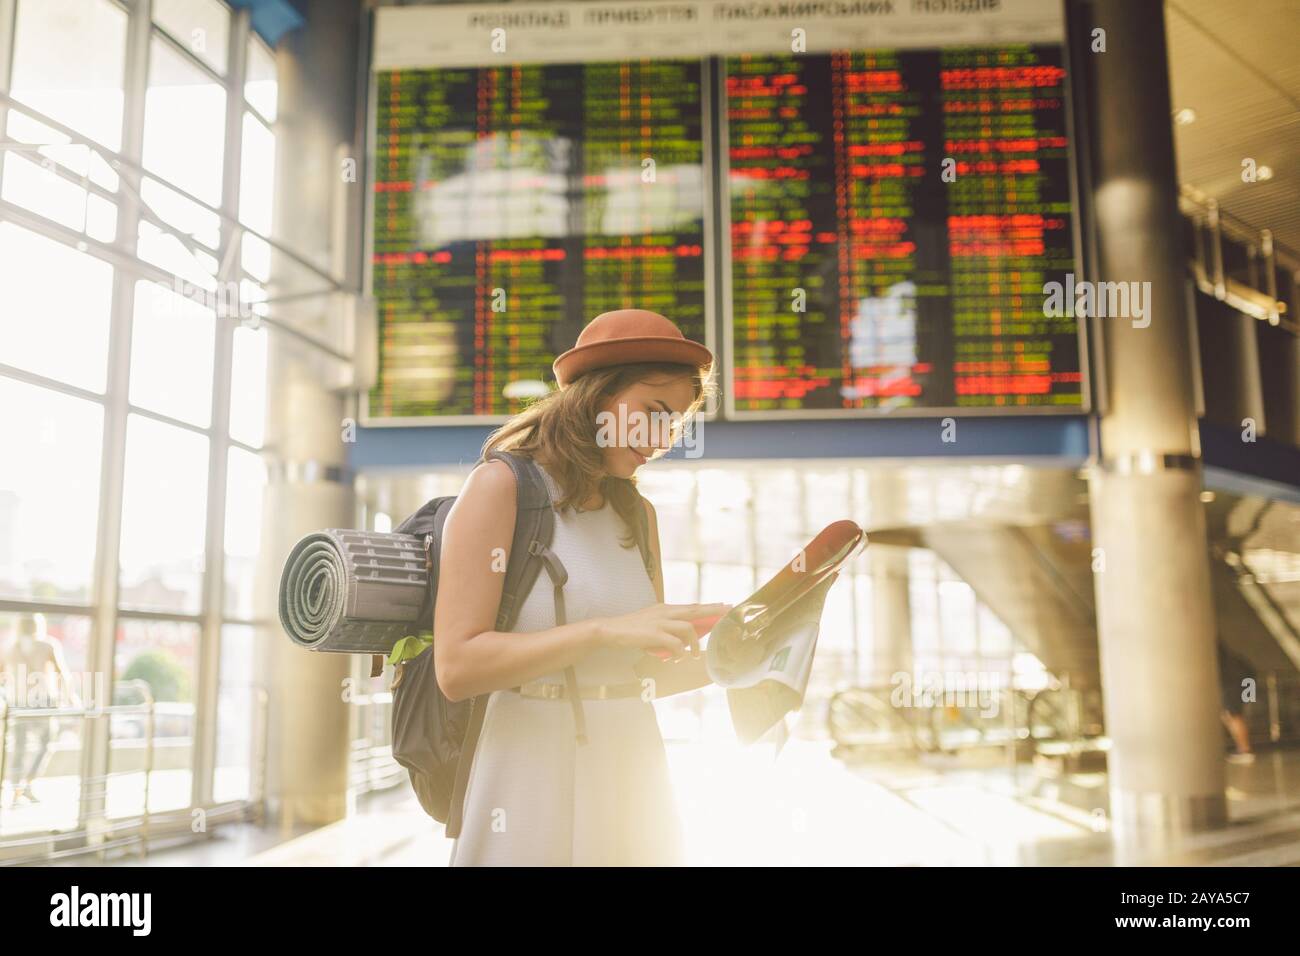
(1, 615, 78, 805)
(1216, 640, 1254, 765)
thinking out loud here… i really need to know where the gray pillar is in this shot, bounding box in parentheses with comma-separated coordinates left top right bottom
(254, 354, 354, 828)
(866, 472, 913, 685)
(251, 0, 362, 829)
(1086, 0, 1225, 848)
(870, 544, 913, 686)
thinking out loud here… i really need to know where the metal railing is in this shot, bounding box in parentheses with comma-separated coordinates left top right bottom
(348, 689, 406, 794)
(827, 683, 1043, 758)
(828, 670, 1299, 766)
(0, 680, 269, 864)
(1180, 186, 1299, 334)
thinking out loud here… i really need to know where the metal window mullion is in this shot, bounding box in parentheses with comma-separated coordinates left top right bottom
(0, 597, 93, 617)
(83, 0, 153, 843)
(116, 607, 203, 624)
(0, 0, 16, 195)
(0, 76, 345, 296)
(0, 86, 338, 286)
(228, 434, 263, 455)
(193, 5, 248, 810)
(0, 140, 121, 203)
(0, 0, 12, 85)
(0, 196, 353, 365)
(0, 362, 107, 404)
(151, 14, 230, 87)
(126, 401, 214, 437)
(0, 194, 182, 282)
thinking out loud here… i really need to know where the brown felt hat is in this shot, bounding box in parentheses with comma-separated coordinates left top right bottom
(553, 309, 713, 387)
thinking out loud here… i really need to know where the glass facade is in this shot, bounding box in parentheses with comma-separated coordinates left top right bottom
(0, 0, 279, 840)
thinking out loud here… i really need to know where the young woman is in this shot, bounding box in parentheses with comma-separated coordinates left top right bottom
(435, 309, 731, 866)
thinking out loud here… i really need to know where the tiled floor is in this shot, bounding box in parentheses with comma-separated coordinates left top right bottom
(67, 740, 1300, 867)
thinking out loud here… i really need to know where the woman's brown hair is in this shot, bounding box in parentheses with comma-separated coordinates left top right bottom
(482, 361, 716, 552)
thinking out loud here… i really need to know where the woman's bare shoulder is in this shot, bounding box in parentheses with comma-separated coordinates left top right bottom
(455, 457, 518, 514)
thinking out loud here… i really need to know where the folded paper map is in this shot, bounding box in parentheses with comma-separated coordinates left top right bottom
(706, 521, 866, 744)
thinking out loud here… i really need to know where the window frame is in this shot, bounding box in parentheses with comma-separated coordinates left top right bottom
(0, 0, 293, 847)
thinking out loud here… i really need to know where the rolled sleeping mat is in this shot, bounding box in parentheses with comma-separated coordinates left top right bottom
(278, 529, 430, 654)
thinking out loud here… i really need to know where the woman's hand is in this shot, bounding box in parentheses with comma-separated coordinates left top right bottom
(594, 602, 732, 662)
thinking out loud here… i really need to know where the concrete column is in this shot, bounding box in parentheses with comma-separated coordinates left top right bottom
(870, 546, 913, 686)
(251, 0, 362, 829)
(866, 471, 913, 686)
(1085, 0, 1225, 849)
(254, 350, 354, 828)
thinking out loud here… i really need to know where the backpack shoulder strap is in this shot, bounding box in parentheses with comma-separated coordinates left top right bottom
(483, 449, 555, 632)
(445, 449, 558, 840)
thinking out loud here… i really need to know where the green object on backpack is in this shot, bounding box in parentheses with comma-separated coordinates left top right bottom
(388, 634, 433, 666)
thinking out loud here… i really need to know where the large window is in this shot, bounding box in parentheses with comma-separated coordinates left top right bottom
(143, 35, 226, 206)
(0, 0, 282, 844)
(129, 279, 216, 426)
(8, 0, 128, 152)
(119, 414, 210, 614)
(0, 223, 114, 390)
(0, 379, 104, 603)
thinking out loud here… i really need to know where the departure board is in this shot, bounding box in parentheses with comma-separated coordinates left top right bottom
(369, 60, 708, 419)
(367, 1, 1080, 422)
(725, 45, 1081, 414)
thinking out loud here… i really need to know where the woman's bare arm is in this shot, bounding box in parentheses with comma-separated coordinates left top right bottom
(633, 497, 715, 699)
(433, 459, 602, 701)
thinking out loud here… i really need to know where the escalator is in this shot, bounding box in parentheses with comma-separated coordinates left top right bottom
(914, 497, 1300, 690)
(834, 494, 1300, 762)
(915, 522, 1101, 686)
(1204, 496, 1300, 676)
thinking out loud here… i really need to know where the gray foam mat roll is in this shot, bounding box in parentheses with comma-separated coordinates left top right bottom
(278, 529, 430, 654)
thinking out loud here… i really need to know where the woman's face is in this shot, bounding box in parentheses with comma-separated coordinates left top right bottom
(596, 373, 697, 478)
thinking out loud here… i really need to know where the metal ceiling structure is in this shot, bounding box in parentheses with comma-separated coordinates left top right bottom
(1167, 0, 1300, 257)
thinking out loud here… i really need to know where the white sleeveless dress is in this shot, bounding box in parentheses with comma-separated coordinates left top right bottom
(447, 460, 687, 866)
